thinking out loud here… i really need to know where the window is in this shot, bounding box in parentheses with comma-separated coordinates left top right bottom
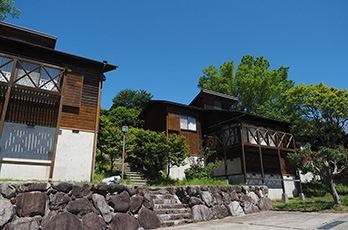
(180, 115, 196, 131)
(214, 100, 222, 110)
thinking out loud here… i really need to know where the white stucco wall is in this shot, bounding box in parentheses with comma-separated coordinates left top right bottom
(53, 129, 95, 182)
(169, 156, 199, 180)
(0, 122, 54, 180)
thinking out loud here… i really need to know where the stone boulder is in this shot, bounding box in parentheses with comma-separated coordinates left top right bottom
(221, 192, 232, 204)
(143, 193, 154, 210)
(49, 192, 70, 211)
(211, 204, 230, 218)
(111, 213, 139, 230)
(82, 212, 107, 230)
(212, 193, 223, 205)
(92, 184, 109, 196)
(108, 191, 130, 212)
(257, 198, 273, 211)
(107, 184, 124, 194)
(92, 194, 113, 223)
(71, 184, 92, 198)
(16, 191, 46, 217)
(187, 186, 200, 197)
(130, 195, 143, 213)
(124, 185, 137, 196)
(3, 216, 41, 230)
(136, 186, 149, 196)
(138, 207, 161, 229)
(192, 205, 212, 221)
(200, 191, 213, 207)
(0, 199, 15, 228)
(52, 183, 73, 193)
(243, 201, 260, 214)
(1, 182, 18, 198)
(22, 182, 50, 192)
(66, 198, 96, 217)
(247, 191, 259, 204)
(188, 197, 204, 207)
(209, 186, 221, 194)
(230, 191, 239, 201)
(42, 211, 82, 230)
(228, 201, 245, 216)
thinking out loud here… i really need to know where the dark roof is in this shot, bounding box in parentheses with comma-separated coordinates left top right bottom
(0, 22, 117, 73)
(139, 99, 290, 126)
(190, 89, 238, 106)
(0, 21, 57, 49)
(139, 100, 205, 118)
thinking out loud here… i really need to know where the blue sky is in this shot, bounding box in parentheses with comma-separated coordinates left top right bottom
(4, 0, 348, 109)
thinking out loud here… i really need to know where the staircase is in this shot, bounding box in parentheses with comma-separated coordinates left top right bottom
(149, 188, 193, 227)
(114, 158, 147, 186)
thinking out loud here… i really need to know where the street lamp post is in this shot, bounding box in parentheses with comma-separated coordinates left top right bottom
(121, 126, 128, 184)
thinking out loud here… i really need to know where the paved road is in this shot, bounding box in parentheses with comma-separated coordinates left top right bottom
(161, 211, 348, 230)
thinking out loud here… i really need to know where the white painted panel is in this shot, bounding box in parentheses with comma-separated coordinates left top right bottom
(0, 122, 55, 160)
(53, 129, 94, 182)
(0, 163, 50, 180)
(169, 156, 199, 180)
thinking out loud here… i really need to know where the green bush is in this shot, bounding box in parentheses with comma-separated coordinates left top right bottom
(335, 183, 348, 195)
(302, 181, 327, 197)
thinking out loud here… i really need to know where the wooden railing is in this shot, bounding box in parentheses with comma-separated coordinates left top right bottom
(205, 123, 295, 150)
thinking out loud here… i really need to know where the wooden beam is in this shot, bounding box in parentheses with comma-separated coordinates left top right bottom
(90, 73, 103, 182)
(258, 146, 265, 184)
(278, 149, 286, 194)
(0, 160, 51, 166)
(0, 59, 17, 139)
(48, 71, 67, 180)
(241, 144, 247, 184)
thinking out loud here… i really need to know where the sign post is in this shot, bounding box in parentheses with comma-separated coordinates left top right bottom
(121, 126, 128, 183)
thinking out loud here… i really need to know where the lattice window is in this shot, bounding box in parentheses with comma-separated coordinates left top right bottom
(13, 60, 63, 92)
(0, 56, 13, 83)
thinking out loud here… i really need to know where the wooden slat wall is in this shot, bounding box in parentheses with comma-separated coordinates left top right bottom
(60, 70, 100, 132)
(62, 74, 83, 108)
(4, 88, 59, 127)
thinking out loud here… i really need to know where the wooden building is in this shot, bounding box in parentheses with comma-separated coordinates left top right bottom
(0, 22, 117, 182)
(140, 89, 298, 199)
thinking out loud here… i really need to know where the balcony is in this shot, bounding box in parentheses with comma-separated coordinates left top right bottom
(205, 123, 295, 151)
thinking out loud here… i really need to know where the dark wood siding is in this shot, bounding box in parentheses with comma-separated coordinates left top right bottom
(60, 70, 100, 132)
(62, 74, 83, 108)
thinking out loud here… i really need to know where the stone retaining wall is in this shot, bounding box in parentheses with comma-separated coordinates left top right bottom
(0, 182, 272, 229)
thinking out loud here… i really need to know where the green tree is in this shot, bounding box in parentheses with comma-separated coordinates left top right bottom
(131, 129, 189, 183)
(284, 82, 348, 148)
(288, 144, 348, 204)
(131, 129, 169, 182)
(166, 134, 189, 180)
(108, 106, 143, 128)
(111, 89, 153, 110)
(285, 82, 348, 204)
(0, 0, 20, 20)
(97, 115, 135, 174)
(198, 55, 294, 119)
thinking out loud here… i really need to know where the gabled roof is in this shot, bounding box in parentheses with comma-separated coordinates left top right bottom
(0, 22, 117, 73)
(0, 21, 57, 49)
(189, 89, 238, 106)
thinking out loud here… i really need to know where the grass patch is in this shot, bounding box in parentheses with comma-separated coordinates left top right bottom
(151, 176, 236, 187)
(272, 194, 348, 212)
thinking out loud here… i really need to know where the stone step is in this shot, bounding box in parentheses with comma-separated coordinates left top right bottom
(160, 219, 193, 227)
(154, 208, 191, 215)
(150, 194, 174, 200)
(157, 213, 192, 221)
(153, 199, 176, 205)
(154, 203, 185, 209)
